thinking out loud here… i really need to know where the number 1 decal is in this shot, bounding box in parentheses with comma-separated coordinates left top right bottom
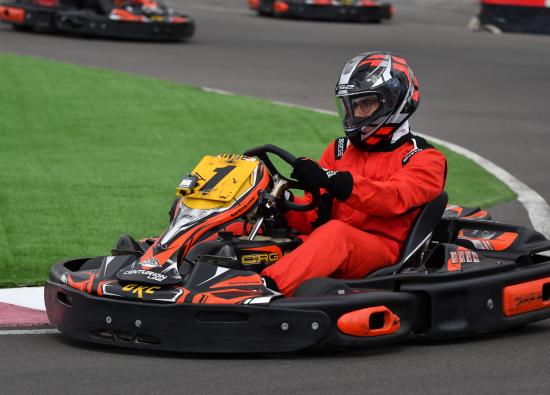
(199, 165, 237, 191)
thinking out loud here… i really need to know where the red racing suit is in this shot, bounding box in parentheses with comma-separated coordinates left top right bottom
(262, 132, 447, 295)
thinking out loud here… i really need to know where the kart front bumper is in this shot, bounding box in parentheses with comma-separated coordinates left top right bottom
(45, 281, 416, 353)
(45, 255, 550, 353)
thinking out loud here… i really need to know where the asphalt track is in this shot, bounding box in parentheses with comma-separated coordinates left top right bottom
(1, 0, 550, 393)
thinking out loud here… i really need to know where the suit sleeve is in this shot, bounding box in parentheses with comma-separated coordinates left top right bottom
(345, 148, 447, 217)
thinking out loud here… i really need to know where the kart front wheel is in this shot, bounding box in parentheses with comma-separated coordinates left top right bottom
(12, 24, 33, 32)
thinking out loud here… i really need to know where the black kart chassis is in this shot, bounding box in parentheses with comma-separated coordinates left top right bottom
(260, 0, 392, 22)
(45, 257, 550, 353)
(1, 3, 194, 41)
(478, 4, 550, 35)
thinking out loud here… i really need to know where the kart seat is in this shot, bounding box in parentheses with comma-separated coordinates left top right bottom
(368, 191, 449, 278)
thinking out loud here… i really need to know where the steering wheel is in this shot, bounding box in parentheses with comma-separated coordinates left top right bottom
(243, 144, 320, 212)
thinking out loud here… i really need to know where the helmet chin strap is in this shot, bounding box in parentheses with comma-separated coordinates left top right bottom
(390, 120, 410, 143)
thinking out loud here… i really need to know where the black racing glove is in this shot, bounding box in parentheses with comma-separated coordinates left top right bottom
(291, 158, 353, 201)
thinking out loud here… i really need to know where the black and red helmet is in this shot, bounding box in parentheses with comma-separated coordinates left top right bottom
(335, 51, 420, 150)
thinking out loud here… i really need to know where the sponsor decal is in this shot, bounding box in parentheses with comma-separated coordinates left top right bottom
(334, 137, 348, 160)
(450, 250, 479, 264)
(450, 251, 458, 264)
(225, 280, 262, 286)
(141, 257, 160, 268)
(241, 252, 280, 265)
(179, 178, 194, 188)
(514, 292, 541, 306)
(325, 170, 338, 178)
(402, 147, 422, 165)
(121, 269, 168, 282)
(337, 84, 355, 90)
(122, 283, 161, 298)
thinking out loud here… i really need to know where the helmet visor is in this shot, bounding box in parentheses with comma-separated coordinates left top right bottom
(336, 92, 393, 137)
(351, 94, 380, 122)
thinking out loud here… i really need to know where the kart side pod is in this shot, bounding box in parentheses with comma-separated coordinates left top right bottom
(337, 306, 400, 337)
(502, 276, 550, 317)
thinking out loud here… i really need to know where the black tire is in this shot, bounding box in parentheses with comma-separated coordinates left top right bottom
(12, 24, 34, 32)
(293, 277, 352, 297)
(361, 18, 382, 24)
(79, 256, 106, 271)
(257, 0, 274, 16)
(111, 234, 146, 256)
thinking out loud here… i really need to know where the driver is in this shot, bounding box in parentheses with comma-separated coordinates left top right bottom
(261, 51, 447, 295)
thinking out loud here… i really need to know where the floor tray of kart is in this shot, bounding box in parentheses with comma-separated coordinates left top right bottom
(45, 145, 550, 353)
(0, 0, 194, 41)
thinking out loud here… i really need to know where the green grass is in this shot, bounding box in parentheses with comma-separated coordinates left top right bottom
(436, 145, 515, 208)
(0, 53, 515, 286)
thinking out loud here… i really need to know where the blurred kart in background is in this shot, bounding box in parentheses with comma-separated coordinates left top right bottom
(470, 0, 550, 35)
(0, 0, 195, 41)
(248, 0, 394, 23)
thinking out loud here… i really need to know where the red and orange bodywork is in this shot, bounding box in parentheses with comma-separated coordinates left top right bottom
(0, 5, 25, 23)
(139, 155, 270, 268)
(503, 277, 550, 316)
(458, 229, 518, 251)
(65, 154, 272, 304)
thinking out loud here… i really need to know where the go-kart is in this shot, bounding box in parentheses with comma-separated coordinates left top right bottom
(248, 0, 393, 23)
(0, 0, 194, 41)
(471, 0, 550, 35)
(45, 144, 550, 353)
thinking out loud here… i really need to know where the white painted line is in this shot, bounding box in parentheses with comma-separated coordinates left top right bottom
(0, 329, 58, 336)
(201, 87, 235, 95)
(416, 132, 550, 239)
(0, 287, 45, 311)
(270, 100, 337, 115)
